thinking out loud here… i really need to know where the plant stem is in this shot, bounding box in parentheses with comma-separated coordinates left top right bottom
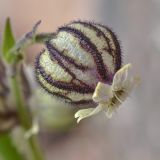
(35, 33, 55, 43)
(28, 136, 44, 160)
(10, 65, 44, 160)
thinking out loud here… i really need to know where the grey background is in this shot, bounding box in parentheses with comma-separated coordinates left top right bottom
(0, 0, 160, 159)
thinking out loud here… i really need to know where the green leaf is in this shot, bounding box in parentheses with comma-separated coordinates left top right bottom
(0, 134, 24, 160)
(2, 18, 16, 63)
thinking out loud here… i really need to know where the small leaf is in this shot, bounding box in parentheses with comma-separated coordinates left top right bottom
(2, 18, 16, 62)
(3, 20, 41, 64)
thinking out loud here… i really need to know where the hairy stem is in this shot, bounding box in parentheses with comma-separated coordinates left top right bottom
(10, 65, 44, 160)
(35, 33, 55, 43)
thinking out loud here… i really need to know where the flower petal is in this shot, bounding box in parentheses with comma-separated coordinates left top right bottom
(92, 82, 113, 103)
(112, 63, 132, 91)
(75, 105, 103, 123)
(105, 108, 114, 118)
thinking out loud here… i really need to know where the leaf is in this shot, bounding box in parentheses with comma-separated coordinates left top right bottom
(0, 134, 24, 160)
(1, 18, 16, 63)
(2, 18, 15, 54)
(2, 20, 42, 64)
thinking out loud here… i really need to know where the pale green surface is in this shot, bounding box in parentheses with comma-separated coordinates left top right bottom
(0, 134, 23, 160)
(1, 17, 16, 63)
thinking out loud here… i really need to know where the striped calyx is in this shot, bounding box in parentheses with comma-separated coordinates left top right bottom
(35, 21, 122, 107)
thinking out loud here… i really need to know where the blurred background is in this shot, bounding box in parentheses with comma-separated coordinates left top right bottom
(0, 0, 160, 160)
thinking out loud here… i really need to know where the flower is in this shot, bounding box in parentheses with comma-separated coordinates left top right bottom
(35, 20, 139, 123)
(75, 63, 139, 123)
(35, 20, 122, 105)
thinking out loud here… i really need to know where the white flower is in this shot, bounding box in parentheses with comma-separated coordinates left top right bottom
(75, 63, 139, 123)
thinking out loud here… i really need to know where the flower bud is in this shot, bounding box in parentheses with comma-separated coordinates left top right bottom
(35, 21, 122, 106)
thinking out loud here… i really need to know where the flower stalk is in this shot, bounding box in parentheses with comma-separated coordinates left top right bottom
(10, 64, 44, 160)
